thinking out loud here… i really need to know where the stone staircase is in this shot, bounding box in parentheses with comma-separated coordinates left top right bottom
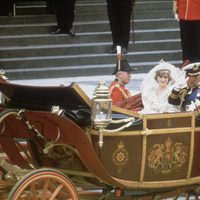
(0, 0, 181, 80)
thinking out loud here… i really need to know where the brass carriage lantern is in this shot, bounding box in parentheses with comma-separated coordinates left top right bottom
(91, 80, 112, 147)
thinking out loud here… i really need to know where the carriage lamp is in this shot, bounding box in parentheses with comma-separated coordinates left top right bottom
(91, 80, 112, 147)
(91, 80, 137, 148)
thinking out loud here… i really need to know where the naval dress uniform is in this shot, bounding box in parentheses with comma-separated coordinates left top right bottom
(168, 86, 200, 111)
(168, 63, 200, 111)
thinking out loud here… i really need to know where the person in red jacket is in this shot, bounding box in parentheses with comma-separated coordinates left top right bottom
(173, 0, 200, 66)
(109, 59, 132, 104)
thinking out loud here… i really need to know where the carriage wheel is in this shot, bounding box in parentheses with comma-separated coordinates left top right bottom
(8, 168, 79, 200)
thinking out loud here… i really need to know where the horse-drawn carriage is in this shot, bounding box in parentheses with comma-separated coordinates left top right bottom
(0, 74, 200, 200)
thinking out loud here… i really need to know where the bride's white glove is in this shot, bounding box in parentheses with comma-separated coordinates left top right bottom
(174, 73, 187, 91)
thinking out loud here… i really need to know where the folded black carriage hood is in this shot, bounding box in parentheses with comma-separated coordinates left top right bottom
(0, 82, 91, 111)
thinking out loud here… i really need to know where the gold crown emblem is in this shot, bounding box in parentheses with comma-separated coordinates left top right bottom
(118, 141, 125, 149)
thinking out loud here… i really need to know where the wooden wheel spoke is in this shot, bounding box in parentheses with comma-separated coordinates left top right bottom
(49, 184, 64, 200)
(30, 182, 37, 200)
(41, 178, 50, 200)
(173, 194, 179, 200)
(186, 192, 191, 200)
(25, 192, 32, 200)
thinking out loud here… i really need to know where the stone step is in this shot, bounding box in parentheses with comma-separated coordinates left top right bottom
(0, 39, 181, 59)
(0, 50, 181, 73)
(0, 19, 179, 35)
(76, 10, 173, 21)
(14, 1, 172, 15)
(0, 29, 180, 46)
(4, 57, 182, 80)
(0, 8, 174, 25)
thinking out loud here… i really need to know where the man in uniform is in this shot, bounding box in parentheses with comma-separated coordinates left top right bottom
(168, 62, 200, 111)
(52, 0, 76, 36)
(106, 0, 135, 54)
(109, 59, 132, 105)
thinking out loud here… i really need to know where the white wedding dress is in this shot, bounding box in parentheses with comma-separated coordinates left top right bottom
(140, 61, 183, 114)
(141, 86, 177, 114)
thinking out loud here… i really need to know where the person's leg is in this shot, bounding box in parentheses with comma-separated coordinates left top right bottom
(0, 0, 13, 16)
(179, 20, 192, 62)
(65, 0, 76, 31)
(53, 1, 75, 36)
(46, 0, 55, 14)
(106, 0, 120, 52)
(119, 0, 132, 51)
(54, 1, 66, 31)
(190, 20, 200, 62)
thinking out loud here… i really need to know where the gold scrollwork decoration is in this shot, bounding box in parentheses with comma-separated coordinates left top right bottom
(112, 140, 129, 173)
(148, 137, 188, 174)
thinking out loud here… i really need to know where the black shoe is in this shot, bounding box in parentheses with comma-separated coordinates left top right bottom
(109, 45, 117, 54)
(66, 29, 75, 37)
(52, 29, 67, 34)
(121, 47, 127, 54)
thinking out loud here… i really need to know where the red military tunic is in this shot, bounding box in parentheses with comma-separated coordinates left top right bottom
(109, 81, 130, 105)
(176, 0, 200, 20)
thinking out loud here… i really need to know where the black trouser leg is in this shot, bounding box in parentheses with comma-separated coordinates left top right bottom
(106, 0, 132, 49)
(64, 0, 76, 30)
(190, 20, 200, 62)
(46, 0, 55, 14)
(0, 0, 14, 16)
(179, 20, 193, 61)
(106, 0, 120, 45)
(119, 0, 132, 49)
(54, 0, 75, 31)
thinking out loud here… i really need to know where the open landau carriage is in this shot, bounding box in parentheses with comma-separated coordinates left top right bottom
(0, 74, 200, 200)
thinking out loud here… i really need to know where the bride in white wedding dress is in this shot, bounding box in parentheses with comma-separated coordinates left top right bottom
(140, 60, 184, 114)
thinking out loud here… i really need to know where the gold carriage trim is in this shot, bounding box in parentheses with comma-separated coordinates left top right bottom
(148, 137, 188, 174)
(112, 140, 129, 173)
